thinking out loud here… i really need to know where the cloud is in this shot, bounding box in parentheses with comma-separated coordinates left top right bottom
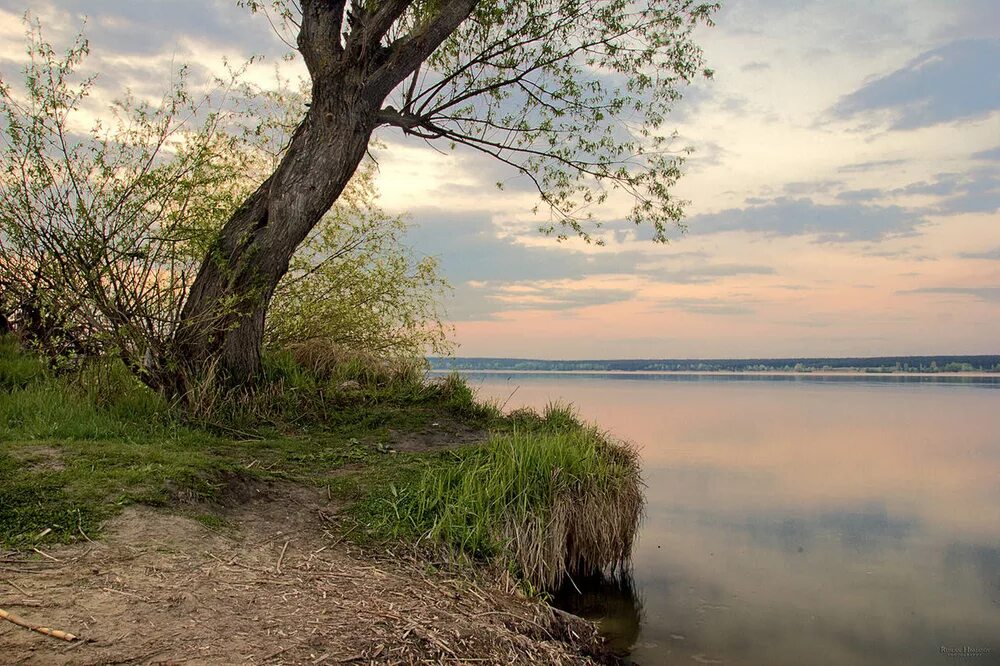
(741, 61, 770, 73)
(939, 0, 1000, 42)
(482, 283, 633, 312)
(899, 287, 1000, 302)
(972, 146, 1000, 161)
(687, 197, 926, 242)
(667, 81, 718, 122)
(830, 39, 1000, 129)
(403, 210, 648, 286)
(659, 298, 758, 316)
(837, 159, 908, 173)
(958, 247, 1000, 260)
(406, 209, 781, 283)
(17, 1, 283, 61)
(636, 262, 776, 283)
(404, 210, 788, 319)
(783, 180, 840, 195)
(0, 1, 301, 114)
(836, 188, 885, 203)
(894, 168, 1000, 215)
(684, 139, 730, 173)
(863, 247, 936, 261)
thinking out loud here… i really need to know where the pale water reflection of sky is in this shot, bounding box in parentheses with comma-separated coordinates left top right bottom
(473, 376, 1000, 665)
(0, 1, 996, 357)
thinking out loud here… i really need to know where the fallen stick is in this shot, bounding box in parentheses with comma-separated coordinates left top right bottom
(276, 540, 290, 574)
(0, 607, 78, 641)
(31, 548, 60, 562)
(2, 578, 31, 596)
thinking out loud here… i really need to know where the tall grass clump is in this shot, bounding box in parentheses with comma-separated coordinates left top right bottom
(175, 341, 438, 432)
(287, 340, 427, 396)
(376, 407, 644, 591)
(0, 339, 173, 440)
(0, 335, 49, 389)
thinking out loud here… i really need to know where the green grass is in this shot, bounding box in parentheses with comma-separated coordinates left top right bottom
(0, 338, 484, 547)
(0, 336, 49, 390)
(0, 338, 643, 592)
(351, 404, 644, 591)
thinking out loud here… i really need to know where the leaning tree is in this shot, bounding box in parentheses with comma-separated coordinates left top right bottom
(176, 0, 717, 385)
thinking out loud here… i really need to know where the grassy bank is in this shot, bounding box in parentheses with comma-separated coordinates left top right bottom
(351, 407, 642, 590)
(0, 337, 641, 592)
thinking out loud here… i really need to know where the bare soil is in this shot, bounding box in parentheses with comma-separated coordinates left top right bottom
(387, 418, 487, 453)
(0, 483, 610, 665)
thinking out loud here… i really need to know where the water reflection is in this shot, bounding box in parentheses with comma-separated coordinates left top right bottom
(553, 573, 643, 656)
(446, 370, 1000, 388)
(470, 374, 1000, 665)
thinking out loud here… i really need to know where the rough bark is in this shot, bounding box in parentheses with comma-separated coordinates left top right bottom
(172, 0, 477, 389)
(175, 90, 376, 385)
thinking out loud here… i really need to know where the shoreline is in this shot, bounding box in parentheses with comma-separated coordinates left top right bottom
(431, 369, 999, 379)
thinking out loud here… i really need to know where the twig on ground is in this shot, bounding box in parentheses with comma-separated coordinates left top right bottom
(276, 540, 290, 574)
(31, 548, 60, 562)
(261, 643, 293, 661)
(327, 525, 358, 549)
(2, 579, 31, 597)
(0, 607, 78, 641)
(77, 511, 96, 544)
(101, 587, 151, 601)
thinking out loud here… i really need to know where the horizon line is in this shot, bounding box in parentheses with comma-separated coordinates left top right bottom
(429, 354, 1000, 362)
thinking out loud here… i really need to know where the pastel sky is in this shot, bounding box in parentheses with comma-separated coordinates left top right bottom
(1, 1, 997, 359)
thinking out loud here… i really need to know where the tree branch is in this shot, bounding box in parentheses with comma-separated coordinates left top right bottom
(364, 0, 478, 100)
(298, 0, 348, 77)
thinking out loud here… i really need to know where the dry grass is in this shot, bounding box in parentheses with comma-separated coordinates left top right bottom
(0, 483, 614, 665)
(505, 448, 644, 592)
(287, 340, 425, 389)
(174, 341, 435, 432)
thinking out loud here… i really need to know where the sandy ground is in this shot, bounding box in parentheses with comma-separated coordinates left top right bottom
(0, 484, 608, 665)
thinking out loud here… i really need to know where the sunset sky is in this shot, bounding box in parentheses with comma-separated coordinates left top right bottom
(1, 1, 997, 359)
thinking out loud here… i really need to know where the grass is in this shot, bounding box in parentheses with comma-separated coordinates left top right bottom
(0, 337, 642, 592)
(352, 404, 644, 591)
(0, 336, 49, 390)
(0, 338, 461, 543)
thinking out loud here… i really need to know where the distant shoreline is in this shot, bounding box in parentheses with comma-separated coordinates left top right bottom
(430, 369, 999, 379)
(428, 354, 1000, 376)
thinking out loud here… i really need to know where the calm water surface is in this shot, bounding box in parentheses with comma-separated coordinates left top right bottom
(462, 373, 1000, 666)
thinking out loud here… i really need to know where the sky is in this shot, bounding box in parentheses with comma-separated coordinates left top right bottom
(0, 1, 997, 359)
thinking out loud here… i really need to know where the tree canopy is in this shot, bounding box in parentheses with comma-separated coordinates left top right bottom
(246, 0, 717, 242)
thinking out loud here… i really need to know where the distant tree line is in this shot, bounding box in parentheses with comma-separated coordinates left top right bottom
(429, 356, 1000, 373)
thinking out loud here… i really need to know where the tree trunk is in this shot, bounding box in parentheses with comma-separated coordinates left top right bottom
(166, 0, 478, 393)
(175, 83, 378, 386)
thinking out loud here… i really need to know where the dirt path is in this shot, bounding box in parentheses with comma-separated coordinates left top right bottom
(0, 485, 607, 665)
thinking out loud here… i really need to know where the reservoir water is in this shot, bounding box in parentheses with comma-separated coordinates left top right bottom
(461, 372, 1000, 666)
